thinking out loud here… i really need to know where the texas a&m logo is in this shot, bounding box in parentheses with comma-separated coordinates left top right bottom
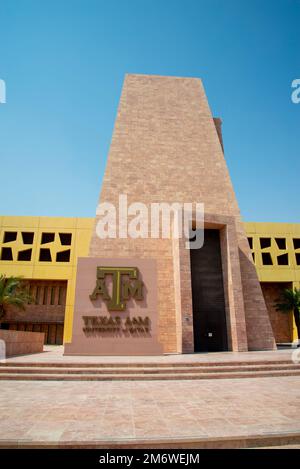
(90, 266, 143, 311)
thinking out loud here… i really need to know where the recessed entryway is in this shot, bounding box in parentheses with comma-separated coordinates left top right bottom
(190, 229, 228, 352)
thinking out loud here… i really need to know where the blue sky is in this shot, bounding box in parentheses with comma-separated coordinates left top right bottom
(0, 0, 299, 222)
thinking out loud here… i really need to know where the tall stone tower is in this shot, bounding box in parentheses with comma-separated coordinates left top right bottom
(67, 74, 276, 355)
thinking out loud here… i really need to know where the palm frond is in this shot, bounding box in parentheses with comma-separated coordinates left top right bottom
(0, 275, 32, 316)
(275, 287, 300, 313)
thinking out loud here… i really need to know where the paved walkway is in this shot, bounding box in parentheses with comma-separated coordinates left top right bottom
(1, 348, 299, 447)
(0, 375, 299, 447)
(3, 345, 296, 364)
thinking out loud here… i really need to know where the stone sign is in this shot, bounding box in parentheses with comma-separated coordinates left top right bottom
(64, 258, 163, 355)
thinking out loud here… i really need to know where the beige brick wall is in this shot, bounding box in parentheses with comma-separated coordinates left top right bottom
(89, 74, 276, 352)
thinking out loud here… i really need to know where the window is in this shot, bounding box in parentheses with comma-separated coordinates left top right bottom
(260, 238, 271, 249)
(275, 238, 286, 250)
(247, 237, 253, 249)
(43, 286, 48, 305)
(252, 252, 255, 263)
(293, 239, 300, 250)
(59, 233, 72, 245)
(50, 287, 56, 305)
(39, 248, 52, 262)
(56, 249, 70, 262)
(1, 247, 13, 260)
(262, 252, 273, 265)
(35, 287, 41, 305)
(18, 249, 32, 261)
(0, 323, 9, 330)
(58, 286, 64, 305)
(277, 253, 289, 266)
(3, 231, 17, 243)
(29, 284, 35, 298)
(41, 233, 55, 244)
(21, 232, 34, 244)
(296, 253, 300, 266)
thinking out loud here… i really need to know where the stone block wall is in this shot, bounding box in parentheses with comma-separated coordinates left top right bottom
(0, 330, 44, 357)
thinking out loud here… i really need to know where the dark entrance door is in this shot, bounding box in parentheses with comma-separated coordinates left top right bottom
(190, 229, 228, 352)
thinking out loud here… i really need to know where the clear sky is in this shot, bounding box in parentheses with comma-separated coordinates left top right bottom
(0, 0, 299, 222)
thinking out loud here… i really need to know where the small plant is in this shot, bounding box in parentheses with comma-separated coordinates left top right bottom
(275, 287, 300, 341)
(0, 275, 32, 321)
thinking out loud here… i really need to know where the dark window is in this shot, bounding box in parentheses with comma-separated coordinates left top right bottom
(41, 233, 55, 244)
(50, 287, 56, 305)
(58, 286, 64, 305)
(29, 285, 34, 297)
(262, 252, 273, 265)
(56, 249, 70, 262)
(43, 287, 48, 305)
(17, 249, 32, 261)
(247, 237, 253, 249)
(293, 239, 300, 250)
(35, 286, 41, 305)
(3, 231, 17, 243)
(277, 253, 289, 265)
(296, 253, 300, 266)
(59, 233, 72, 245)
(39, 248, 52, 262)
(0, 323, 9, 330)
(1, 247, 13, 260)
(252, 252, 255, 263)
(260, 238, 271, 249)
(21, 232, 34, 244)
(275, 238, 286, 250)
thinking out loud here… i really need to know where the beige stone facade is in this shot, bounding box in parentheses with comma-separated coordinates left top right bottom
(88, 74, 276, 353)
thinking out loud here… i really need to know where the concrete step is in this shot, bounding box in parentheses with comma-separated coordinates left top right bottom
(0, 363, 299, 375)
(1, 369, 300, 381)
(0, 431, 300, 448)
(0, 359, 294, 368)
(2, 430, 300, 449)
